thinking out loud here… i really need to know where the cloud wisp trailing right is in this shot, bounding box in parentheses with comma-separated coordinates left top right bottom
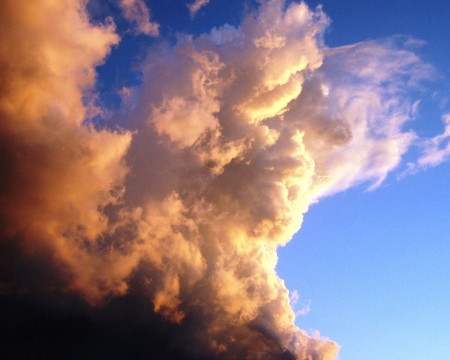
(0, 0, 448, 359)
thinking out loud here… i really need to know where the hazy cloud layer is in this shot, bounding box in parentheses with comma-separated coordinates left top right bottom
(0, 0, 447, 359)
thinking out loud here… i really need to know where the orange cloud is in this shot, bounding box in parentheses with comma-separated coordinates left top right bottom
(0, 0, 131, 302)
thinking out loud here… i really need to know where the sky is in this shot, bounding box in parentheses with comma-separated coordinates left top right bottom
(0, 1, 449, 359)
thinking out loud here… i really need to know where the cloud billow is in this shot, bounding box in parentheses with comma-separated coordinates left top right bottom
(0, 0, 444, 359)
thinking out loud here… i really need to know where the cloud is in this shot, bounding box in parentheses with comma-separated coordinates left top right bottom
(0, 0, 134, 301)
(294, 36, 434, 197)
(0, 0, 446, 359)
(412, 113, 450, 169)
(119, 0, 159, 36)
(290, 290, 311, 316)
(187, 0, 211, 17)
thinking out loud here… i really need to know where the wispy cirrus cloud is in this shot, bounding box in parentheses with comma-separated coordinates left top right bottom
(414, 113, 450, 168)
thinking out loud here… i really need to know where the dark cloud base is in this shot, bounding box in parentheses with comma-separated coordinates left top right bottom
(0, 289, 297, 360)
(0, 293, 202, 360)
(0, 241, 202, 360)
(0, 243, 296, 360)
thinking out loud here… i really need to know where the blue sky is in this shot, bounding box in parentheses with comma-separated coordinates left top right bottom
(278, 168, 450, 359)
(2, 1, 450, 359)
(274, 2, 450, 360)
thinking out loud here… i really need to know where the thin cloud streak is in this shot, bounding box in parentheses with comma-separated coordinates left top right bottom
(0, 0, 448, 359)
(415, 113, 450, 168)
(188, 0, 211, 17)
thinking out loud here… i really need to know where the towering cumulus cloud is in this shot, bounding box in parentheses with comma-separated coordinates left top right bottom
(0, 0, 440, 359)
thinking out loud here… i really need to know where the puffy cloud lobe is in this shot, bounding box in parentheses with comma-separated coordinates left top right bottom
(151, 49, 224, 148)
(0, 0, 445, 359)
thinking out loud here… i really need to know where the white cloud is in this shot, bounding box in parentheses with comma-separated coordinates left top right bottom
(416, 113, 450, 168)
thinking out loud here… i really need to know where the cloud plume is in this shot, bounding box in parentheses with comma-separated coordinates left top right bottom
(0, 0, 446, 359)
